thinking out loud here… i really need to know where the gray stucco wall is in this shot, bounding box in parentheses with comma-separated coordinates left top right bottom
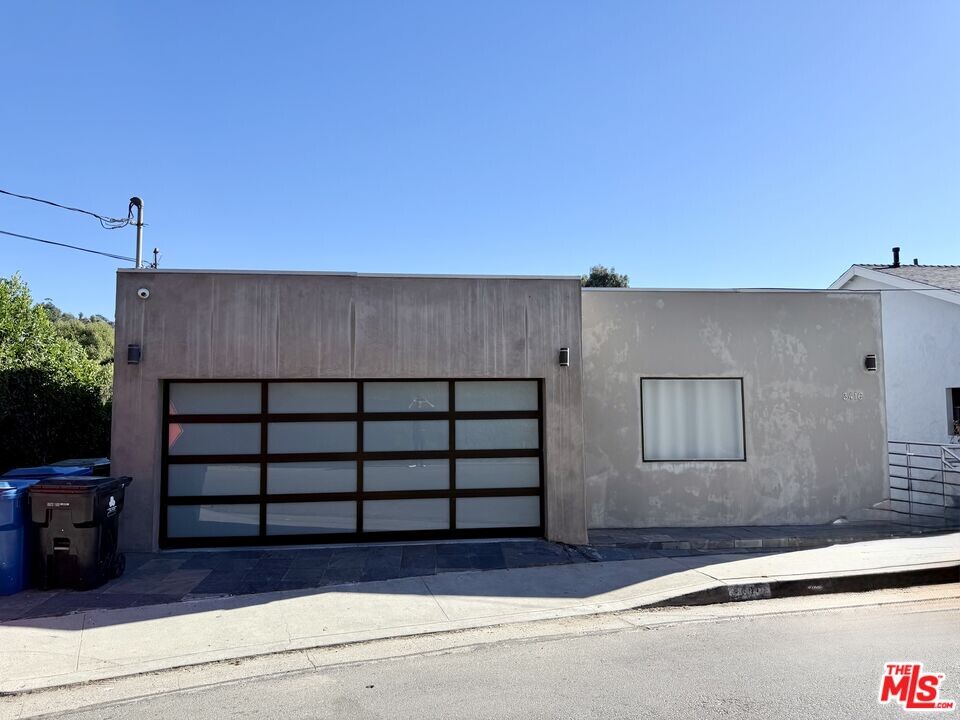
(582, 290, 888, 528)
(112, 270, 586, 551)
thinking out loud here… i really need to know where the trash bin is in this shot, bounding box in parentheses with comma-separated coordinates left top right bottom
(49, 458, 111, 476)
(2, 465, 94, 480)
(0, 479, 40, 595)
(28, 476, 132, 590)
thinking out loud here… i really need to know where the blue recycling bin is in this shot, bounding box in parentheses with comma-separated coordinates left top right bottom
(0, 479, 40, 595)
(1, 465, 93, 480)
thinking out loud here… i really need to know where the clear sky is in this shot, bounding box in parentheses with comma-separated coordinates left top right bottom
(1, 2, 957, 318)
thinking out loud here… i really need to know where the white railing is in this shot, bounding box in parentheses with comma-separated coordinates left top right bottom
(887, 441, 960, 527)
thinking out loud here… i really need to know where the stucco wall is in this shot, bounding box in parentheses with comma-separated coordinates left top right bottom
(112, 270, 586, 551)
(841, 275, 960, 444)
(582, 290, 888, 528)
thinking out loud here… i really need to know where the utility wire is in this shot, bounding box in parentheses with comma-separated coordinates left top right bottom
(0, 188, 133, 229)
(0, 229, 136, 263)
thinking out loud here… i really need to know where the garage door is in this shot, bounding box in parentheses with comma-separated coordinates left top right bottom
(160, 380, 544, 547)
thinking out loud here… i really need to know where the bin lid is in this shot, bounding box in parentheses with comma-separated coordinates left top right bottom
(0, 479, 41, 498)
(27, 476, 132, 494)
(1, 465, 93, 479)
(48, 457, 110, 468)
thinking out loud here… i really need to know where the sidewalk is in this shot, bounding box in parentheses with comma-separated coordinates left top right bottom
(0, 531, 956, 695)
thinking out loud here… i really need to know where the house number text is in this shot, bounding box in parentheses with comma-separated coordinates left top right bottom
(842, 391, 864, 402)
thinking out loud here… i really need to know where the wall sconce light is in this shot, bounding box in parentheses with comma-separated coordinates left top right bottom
(558, 347, 570, 367)
(864, 354, 877, 372)
(127, 344, 142, 364)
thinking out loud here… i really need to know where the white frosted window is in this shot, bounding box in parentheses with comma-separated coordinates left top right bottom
(364, 421, 448, 451)
(268, 422, 356, 454)
(168, 423, 260, 455)
(167, 504, 260, 537)
(269, 382, 357, 413)
(169, 383, 260, 414)
(455, 381, 538, 411)
(363, 499, 449, 531)
(167, 464, 260, 496)
(364, 459, 449, 491)
(455, 419, 539, 450)
(456, 497, 540, 528)
(641, 378, 745, 461)
(364, 382, 449, 412)
(456, 457, 540, 489)
(268, 462, 356, 494)
(266, 502, 356, 535)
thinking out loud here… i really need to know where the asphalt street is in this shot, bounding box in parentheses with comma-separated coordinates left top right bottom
(22, 594, 960, 719)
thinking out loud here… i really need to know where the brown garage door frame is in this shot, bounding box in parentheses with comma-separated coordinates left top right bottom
(160, 378, 545, 548)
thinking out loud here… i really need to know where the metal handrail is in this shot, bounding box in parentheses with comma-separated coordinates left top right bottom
(887, 440, 960, 527)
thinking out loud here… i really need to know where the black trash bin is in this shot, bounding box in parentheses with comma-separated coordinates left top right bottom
(28, 476, 132, 590)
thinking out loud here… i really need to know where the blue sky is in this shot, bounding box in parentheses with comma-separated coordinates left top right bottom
(1, 2, 957, 318)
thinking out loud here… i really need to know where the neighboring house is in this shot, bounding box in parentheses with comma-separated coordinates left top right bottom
(112, 270, 888, 551)
(830, 249, 960, 445)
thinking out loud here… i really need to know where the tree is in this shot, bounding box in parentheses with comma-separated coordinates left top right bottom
(581, 265, 629, 288)
(0, 275, 112, 472)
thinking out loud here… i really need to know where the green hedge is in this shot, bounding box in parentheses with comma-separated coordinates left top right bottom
(0, 275, 112, 473)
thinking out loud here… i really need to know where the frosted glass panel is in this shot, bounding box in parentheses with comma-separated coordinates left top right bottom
(168, 464, 260, 496)
(364, 459, 449, 491)
(169, 383, 260, 414)
(268, 422, 356, 454)
(168, 423, 260, 455)
(455, 419, 539, 450)
(363, 499, 449, 531)
(456, 457, 540, 489)
(364, 421, 448, 451)
(364, 382, 448, 412)
(641, 378, 745, 461)
(266, 502, 356, 535)
(455, 381, 538, 411)
(268, 462, 356, 494)
(456, 497, 540, 528)
(167, 504, 259, 537)
(269, 382, 356, 413)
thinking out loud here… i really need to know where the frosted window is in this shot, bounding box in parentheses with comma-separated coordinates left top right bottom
(169, 383, 260, 414)
(168, 423, 260, 455)
(364, 382, 449, 412)
(363, 499, 449, 531)
(269, 382, 357, 413)
(455, 381, 538, 411)
(364, 459, 449, 491)
(456, 457, 540, 489)
(364, 421, 448, 451)
(266, 502, 356, 535)
(167, 464, 260, 496)
(455, 419, 539, 450)
(268, 422, 356, 454)
(268, 462, 356, 494)
(167, 504, 259, 537)
(456, 497, 540, 528)
(641, 378, 745, 461)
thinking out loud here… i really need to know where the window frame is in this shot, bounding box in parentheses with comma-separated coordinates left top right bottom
(639, 377, 747, 463)
(160, 379, 545, 548)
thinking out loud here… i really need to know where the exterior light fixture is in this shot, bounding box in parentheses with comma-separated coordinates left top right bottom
(127, 344, 142, 364)
(559, 347, 570, 367)
(864, 354, 877, 372)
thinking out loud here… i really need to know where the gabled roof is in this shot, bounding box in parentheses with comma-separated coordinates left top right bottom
(830, 262, 960, 307)
(860, 264, 960, 291)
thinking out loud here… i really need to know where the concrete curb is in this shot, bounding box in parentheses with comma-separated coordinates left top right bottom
(648, 564, 960, 607)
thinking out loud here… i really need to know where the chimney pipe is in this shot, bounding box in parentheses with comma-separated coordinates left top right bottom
(913, 258, 919, 266)
(892, 247, 900, 268)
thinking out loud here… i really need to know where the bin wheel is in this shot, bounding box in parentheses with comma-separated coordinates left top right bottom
(111, 553, 126, 579)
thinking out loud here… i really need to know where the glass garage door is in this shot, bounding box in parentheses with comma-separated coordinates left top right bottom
(160, 380, 544, 547)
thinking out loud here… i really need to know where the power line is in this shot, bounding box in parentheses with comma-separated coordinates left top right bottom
(0, 188, 133, 229)
(0, 229, 136, 263)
